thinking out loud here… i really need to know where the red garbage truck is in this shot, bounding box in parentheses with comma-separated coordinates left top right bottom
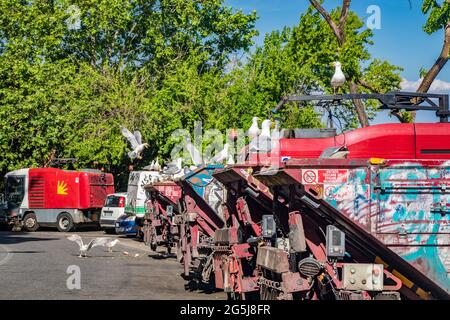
(0, 168, 114, 232)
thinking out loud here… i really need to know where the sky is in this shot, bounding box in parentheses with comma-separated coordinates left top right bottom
(224, 0, 450, 124)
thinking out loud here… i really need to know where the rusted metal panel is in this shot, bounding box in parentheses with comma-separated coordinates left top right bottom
(288, 211, 306, 253)
(256, 247, 290, 273)
(214, 227, 240, 245)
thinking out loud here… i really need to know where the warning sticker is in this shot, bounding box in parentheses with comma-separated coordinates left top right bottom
(302, 170, 317, 184)
(302, 169, 349, 184)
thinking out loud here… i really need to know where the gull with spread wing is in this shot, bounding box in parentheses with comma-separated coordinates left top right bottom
(120, 126, 149, 160)
(67, 235, 119, 258)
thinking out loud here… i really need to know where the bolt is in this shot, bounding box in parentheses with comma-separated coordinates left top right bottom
(362, 279, 367, 285)
(350, 278, 356, 284)
(350, 268, 356, 274)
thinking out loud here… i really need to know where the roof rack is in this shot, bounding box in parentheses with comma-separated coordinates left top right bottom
(273, 91, 450, 123)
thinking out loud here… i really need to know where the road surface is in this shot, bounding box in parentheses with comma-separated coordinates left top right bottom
(0, 228, 226, 300)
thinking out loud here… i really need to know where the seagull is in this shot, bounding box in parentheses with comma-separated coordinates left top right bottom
(67, 235, 118, 258)
(260, 119, 271, 138)
(331, 61, 346, 94)
(210, 143, 229, 163)
(227, 153, 235, 165)
(153, 157, 161, 171)
(105, 239, 120, 253)
(163, 157, 183, 176)
(149, 160, 156, 170)
(248, 117, 260, 139)
(120, 126, 149, 160)
(271, 120, 281, 140)
(185, 139, 203, 166)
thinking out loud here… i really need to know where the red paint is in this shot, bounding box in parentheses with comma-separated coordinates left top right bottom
(28, 168, 114, 210)
(252, 123, 450, 162)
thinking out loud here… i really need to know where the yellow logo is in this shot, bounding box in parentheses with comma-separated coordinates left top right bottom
(57, 180, 69, 195)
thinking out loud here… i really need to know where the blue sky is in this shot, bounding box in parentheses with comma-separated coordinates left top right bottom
(225, 0, 450, 123)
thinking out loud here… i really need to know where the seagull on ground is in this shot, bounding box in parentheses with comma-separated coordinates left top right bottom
(331, 61, 346, 94)
(67, 235, 118, 258)
(120, 126, 149, 160)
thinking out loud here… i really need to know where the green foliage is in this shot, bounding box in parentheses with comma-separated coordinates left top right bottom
(0, 1, 403, 190)
(422, 0, 450, 34)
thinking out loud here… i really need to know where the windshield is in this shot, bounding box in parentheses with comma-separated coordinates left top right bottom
(104, 195, 123, 207)
(5, 175, 25, 207)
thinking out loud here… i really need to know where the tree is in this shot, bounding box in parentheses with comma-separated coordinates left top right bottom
(227, 5, 402, 130)
(0, 0, 258, 188)
(309, 0, 370, 127)
(418, 0, 450, 93)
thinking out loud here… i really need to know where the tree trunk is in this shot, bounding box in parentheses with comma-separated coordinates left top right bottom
(309, 0, 370, 127)
(349, 81, 370, 127)
(417, 23, 450, 93)
(410, 23, 450, 121)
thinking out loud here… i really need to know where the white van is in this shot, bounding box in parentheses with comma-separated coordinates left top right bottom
(100, 192, 127, 233)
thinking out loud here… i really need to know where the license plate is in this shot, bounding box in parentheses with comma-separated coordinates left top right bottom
(103, 211, 113, 216)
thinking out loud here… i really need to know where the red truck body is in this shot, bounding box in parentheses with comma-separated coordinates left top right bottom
(28, 168, 114, 209)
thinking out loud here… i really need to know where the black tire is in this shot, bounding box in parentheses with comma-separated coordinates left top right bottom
(23, 213, 39, 232)
(104, 228, 116, 234)
(56, 212, 74, 232)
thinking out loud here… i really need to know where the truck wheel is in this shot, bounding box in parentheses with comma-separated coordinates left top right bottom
(56, 212, 74, 232)
(23, 213, 39, 232)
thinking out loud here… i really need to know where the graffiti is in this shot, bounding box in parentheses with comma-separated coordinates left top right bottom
(315, 161, 450, 291)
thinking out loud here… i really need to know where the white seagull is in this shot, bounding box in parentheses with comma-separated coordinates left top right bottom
(153, 157, 161, 171)
(120, 126, 149, 160)
(210, 143, 229, 163)
(260, 119, 272, 138)
(67, 235, 119, 258)
(331, 61, 346, 94)
(185, 139, 203, 166)
(256, 119, 272, 153)
(248, 117, 260, 139)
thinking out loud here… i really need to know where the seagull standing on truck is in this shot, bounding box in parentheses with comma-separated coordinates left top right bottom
(331, 61, 346, 94)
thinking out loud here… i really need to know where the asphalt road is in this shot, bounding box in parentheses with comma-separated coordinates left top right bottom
(0, 228, 226, 300)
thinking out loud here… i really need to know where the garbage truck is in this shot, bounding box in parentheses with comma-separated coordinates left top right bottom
(0, 168, 114, 232)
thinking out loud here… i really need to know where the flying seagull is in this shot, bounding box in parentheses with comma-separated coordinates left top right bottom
(67, 235, 119, 258)
(331, 61, 346, 94)
(120, 126, 149, 160)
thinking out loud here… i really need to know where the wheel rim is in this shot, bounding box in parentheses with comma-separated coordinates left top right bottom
(25, 217, 36, 229)
(59, 217, 69, 230)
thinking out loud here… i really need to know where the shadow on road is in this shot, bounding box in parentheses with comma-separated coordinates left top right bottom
(6, 250, 46, 254)
(148, 252, 176, 260)
(0, 233, 58, 245)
